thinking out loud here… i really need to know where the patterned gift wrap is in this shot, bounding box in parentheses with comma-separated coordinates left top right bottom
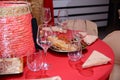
(0, 1, 35, 74)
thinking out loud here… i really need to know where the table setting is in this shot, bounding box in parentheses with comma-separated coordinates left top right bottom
(0, 1, 114, 80)
(26, 18, 113, 80)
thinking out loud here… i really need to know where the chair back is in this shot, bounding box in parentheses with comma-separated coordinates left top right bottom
(64, 19, 98, 36)
(103, 30, 120, 80)
(103, 31, 120, 64)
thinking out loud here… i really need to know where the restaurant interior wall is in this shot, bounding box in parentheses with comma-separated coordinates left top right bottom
(53, 0, 109, 27)
(108, 0, 120, 26)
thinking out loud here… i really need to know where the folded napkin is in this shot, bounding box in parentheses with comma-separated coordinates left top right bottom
(78, 32, 87, 38)
(82, 50, 111, 68)
(82, 35, 98, 45)
(39, 76, 62, 80)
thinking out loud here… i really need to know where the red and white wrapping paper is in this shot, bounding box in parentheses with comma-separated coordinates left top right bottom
(0, 1, 35, 58)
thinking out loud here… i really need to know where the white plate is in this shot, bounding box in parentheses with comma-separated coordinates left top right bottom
(50, 44, 87, 53)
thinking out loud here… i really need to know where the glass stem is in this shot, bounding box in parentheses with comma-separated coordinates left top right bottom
(42, 49, 48, 70)
(44, 23, 48, 27)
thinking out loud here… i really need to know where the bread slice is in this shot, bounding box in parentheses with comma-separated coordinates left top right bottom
(82, 50, 111, 68)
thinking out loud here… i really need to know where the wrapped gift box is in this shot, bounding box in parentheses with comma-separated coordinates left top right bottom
(0, 1, 35, 75)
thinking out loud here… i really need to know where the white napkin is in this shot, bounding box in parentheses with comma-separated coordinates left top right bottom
(82, 50, 111, 68)
(78, 32, 87, 38)
(83, 35, 98, 45)
(39, 76, 62, 80)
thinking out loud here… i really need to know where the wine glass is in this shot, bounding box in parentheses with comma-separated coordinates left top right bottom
(42, 7, 52, 26)
(68, 40, 82, 61)
(36, 24, 52, 70)
(57, 9, 69, 29)
(67, 29, 83, 61)
(27, 50, 42, 72)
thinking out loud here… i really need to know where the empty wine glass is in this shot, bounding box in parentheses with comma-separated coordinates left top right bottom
(27, 50, 42, 72)
(57, 9, 69, 29)
(36, 24, 53, 70)
(67, 29, 83, 61)
(42, 7, 52, 26)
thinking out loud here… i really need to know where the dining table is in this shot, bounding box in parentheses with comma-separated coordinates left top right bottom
(0, 31, 114, 80)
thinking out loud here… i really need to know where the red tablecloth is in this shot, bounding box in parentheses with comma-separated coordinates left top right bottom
(0, 39, 114, 80)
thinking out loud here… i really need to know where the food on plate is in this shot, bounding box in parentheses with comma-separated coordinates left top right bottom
(42, 26, 67, 33)
(48, 36, 77, 51)
(57, 34, 71, 44)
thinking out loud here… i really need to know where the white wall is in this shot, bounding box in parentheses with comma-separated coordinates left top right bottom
(53, 0, 109, 27)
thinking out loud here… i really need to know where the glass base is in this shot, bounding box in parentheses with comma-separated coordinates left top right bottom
(41, 62, 49, 70)
(68, 51, 83, 62)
